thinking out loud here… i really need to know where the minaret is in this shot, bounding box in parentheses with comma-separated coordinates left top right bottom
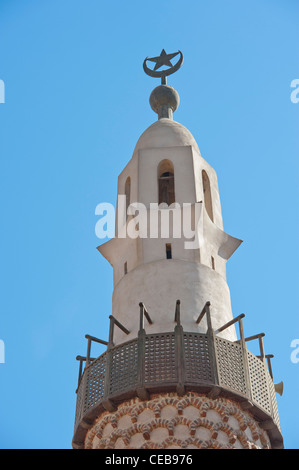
(72, 51, 283, 450)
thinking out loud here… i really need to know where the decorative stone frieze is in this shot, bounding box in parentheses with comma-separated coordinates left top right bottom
(85, 393, 271, 449)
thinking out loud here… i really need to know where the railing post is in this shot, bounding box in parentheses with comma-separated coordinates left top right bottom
(136, 303, 149, 401)
(76, 356, 84, 393)
(86, 337, 91, 367)
(108, 316, 115, 349)
(102, 316, 117, 412)
(174, 300, 185, 396)
(258, 333, 274, 416)
(139, 302, 145, 332)
(196, 301, 211, 327)
(266, 355, 274, 379)
(205, 302, 220, 396)
(196, 301, 220, 396)
(238, 316, 252, 403)
(84, 334, 108, 370)
(259, 334, 266, 362)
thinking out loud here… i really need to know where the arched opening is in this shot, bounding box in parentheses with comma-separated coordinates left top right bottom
(166, 243, 172, 259)
(125, 176, 131, 220)
(202, 170, 213, 222)
(158, 160, 175, 206)
(211, 256, 215, 270)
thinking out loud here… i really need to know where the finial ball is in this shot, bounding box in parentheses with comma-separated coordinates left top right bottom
(149, 85, 180, 115)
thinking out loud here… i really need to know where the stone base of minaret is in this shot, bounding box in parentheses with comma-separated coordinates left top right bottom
(84, 392, 271, 449)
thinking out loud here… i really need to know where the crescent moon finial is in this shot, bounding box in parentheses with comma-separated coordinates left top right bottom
(143, 49, 183, 85)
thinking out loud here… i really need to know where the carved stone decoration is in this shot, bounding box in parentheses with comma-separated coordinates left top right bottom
(84, 392, 271, 449)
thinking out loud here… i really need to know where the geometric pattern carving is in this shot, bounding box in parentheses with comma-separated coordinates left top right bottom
(144, 333, 176, 384)
(85, 354, 107, 408)
(215, 338, 248, 396)
(76, 353, 107, 422)
(247, 351, 271, 414)
(266, 369, 281, 431)
(109, 340, 138, 395)
(183, 334, 212, 383)
(84, 392, 271, 449)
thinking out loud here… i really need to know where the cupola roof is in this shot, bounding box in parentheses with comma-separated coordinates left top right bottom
(133, 118, 200, 155)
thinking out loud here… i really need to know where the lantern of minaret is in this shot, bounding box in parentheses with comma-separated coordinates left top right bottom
(72, 50, 283, 450)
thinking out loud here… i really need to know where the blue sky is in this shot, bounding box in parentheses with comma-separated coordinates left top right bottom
(0, 0, 298, 449)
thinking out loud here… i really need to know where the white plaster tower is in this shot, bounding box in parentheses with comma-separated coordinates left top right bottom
(72, 50, 283, 450)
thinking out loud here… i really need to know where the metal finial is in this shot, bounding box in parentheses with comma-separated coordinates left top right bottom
(143, 49, 183, 85)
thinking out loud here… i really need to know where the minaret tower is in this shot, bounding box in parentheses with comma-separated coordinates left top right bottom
(72, 51, 283, 450)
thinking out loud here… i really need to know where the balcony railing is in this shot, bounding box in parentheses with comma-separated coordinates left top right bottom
(72, 301, 283, 449)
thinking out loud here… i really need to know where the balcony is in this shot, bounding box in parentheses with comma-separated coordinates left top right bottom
(72, 301, 283, 449)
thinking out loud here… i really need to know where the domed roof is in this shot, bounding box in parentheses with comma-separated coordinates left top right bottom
(133, 118, 200, 155)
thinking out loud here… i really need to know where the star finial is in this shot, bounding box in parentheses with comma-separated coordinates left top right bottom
(147, 49, 179, 71)
(143, 49, 184, 85)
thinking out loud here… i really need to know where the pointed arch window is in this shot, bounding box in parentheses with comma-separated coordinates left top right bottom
(158, 160, 175, 206)
(125, 176, 131, 220)
(202, 170, 213, 222)
(166, 243, 172, 259)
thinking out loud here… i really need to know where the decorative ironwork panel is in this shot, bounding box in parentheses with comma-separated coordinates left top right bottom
(83, 354, 107, 413)
(144, 333, 177, 383)
(247, 350, 271, 414)
(109, 340, 138, 395)
(183, 333, 213, 383)
(215, 337, 248, 395)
